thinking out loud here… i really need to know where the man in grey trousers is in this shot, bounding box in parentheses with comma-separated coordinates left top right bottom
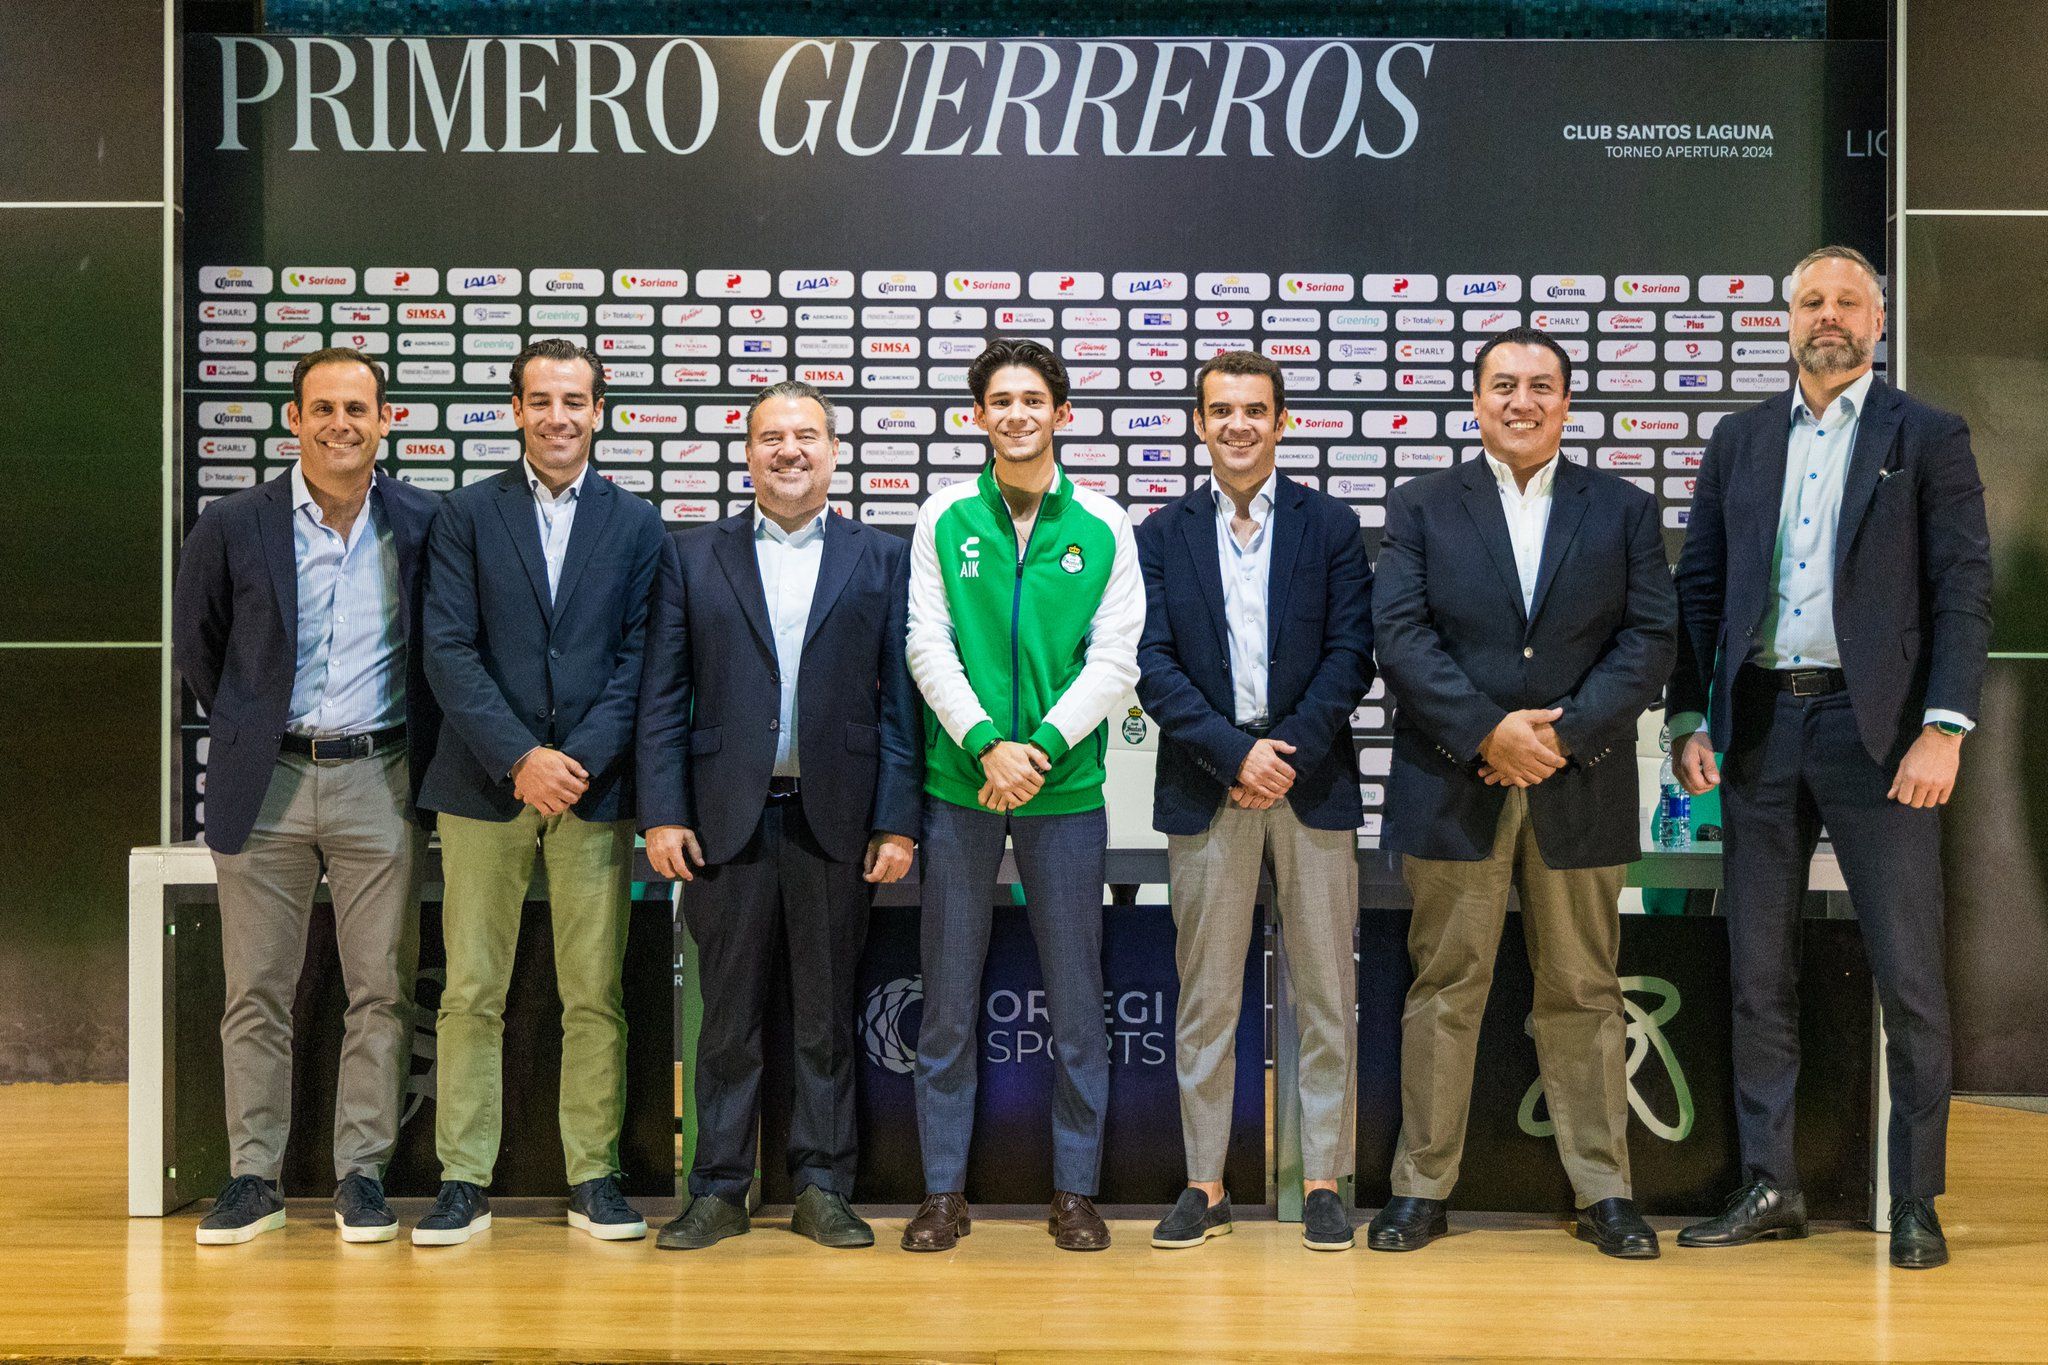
(172, 347, 440, 1244)
(1135, 351, 1375, 1251)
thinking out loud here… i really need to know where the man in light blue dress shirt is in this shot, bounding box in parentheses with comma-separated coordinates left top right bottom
(1668, 247, 1993, 1269)
(173, 348, 442, 1244)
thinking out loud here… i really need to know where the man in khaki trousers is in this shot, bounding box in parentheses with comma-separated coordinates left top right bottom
(1367, 328, 1676, 1259)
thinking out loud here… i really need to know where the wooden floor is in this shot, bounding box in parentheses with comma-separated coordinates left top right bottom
(6, 1087, 2048, 1363)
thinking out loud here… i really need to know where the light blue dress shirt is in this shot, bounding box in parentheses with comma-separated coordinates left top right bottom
(1670, 369, 1970, 740)
(527, 460, 587, 602)
(285, 465, 405, 736)
(1213, 471, 1277, 726)
(755, 506, 828, 777)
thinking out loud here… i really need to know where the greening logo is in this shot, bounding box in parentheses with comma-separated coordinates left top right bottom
(1516, 975, 1695, 1142)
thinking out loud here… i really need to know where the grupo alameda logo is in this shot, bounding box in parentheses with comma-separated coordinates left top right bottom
(861, 976, 924, 1075)
(1516, 975, 1695, 1142)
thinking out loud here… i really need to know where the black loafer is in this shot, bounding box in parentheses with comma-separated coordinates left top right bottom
(1151, 1188, 1232, 1249)
(792, 1185, 874, 1249)
(1677, 1179, 1808, 1248)
(1302, 1188, 1355, 1251)
(1573, 1197, 1660, 1259)
(656, 1192, 749, 1250)
(1890, 1198, 1949, 1269)
(1366, 1195, 1447, 1252)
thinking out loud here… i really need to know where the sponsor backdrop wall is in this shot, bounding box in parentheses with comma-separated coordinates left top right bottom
(180, 33, 1885, 846)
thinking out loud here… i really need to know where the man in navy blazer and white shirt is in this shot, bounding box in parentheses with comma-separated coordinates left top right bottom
(1667, 246, 1992, 1269)
(637, 380, 921, 1251)
(1136, 351, 1375, 1253)
(412, 339, 667, 1246)
(173, 347, 440, 1245)
(1367, 327, 1676, 1261)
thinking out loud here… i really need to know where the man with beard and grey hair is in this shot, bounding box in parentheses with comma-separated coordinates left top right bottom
(1666, 245, 1991, 1269)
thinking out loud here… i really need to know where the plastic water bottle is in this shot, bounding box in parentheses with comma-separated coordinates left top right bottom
(1654, 726, 1693, 850)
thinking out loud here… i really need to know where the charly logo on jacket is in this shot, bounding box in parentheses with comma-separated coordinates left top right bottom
(860, 976, 923, 1074)
(1121, 706, 1147, 744)
(1517, 975, 1695, 1141)
(1059, 543, 1085, 574)
(958, 535, 981, 578)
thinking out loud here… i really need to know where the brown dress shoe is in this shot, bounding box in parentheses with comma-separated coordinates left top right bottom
(901, 1192, 971, 1252)
(1048, 1191, 1111, 1251)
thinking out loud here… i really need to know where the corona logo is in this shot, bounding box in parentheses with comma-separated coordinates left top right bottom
(861, 977, 923, 1074)
(1518, 975, 1695, 1142)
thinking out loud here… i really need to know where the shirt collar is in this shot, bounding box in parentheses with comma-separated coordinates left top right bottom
(1791, 368, 1876, 428)
(1211, 470, 1279, 518)
(754, 505, 828, 546)
(1482, 450, 1558, 499)
(526, 459, 587, 507)
(290, 463, 379, 523)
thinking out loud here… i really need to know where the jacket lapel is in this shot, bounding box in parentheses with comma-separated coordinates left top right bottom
(548, 465, 614, 619)
(801, 513, 863, 650)
(1833, 378, 1903, 574)
(1458, 457, 1528, 626)
(1264, 477, 1305, 656)
(713, 513, 778, 661)
(257, 474, 299, 637)
(371, 473, 414, 622)
(493, 467, 556, 624)
(1740, 390, 1797, 583)
(1180, 486, 1229, 656)
(1526, 458, 1591, 632)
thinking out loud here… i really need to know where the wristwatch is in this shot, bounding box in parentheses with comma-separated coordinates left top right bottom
(1928, 720, 1968, 739)
(975, 737, 1003, 760)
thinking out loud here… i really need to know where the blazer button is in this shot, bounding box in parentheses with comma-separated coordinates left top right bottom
(1522, 646, 1534, 659)
(549, 647, 561, 659)
(768, 720, 779, 732)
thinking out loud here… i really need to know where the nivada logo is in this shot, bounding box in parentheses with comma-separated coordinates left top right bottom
(1520, 976, 1694, 1142)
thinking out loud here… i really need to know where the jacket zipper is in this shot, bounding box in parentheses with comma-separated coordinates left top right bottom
(1010, 514, 1035, 740)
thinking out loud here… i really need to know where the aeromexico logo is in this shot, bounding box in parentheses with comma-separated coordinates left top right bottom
(1517, 975, 1696, 1142)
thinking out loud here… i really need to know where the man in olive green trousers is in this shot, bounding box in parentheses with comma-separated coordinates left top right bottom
(412, 340, 667, 1246)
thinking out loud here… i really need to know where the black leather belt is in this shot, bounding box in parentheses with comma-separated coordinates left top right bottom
(766, 776, 801, 802)
(1748, 664, 1847, 698)
(280, 724, 407, 762)
(1242, 721, 1273, 739)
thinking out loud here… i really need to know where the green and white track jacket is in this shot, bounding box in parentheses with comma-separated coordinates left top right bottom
(907, 464, 1145, 814)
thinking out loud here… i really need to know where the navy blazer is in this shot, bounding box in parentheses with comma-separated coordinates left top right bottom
(1135, 476, 1375, 836)
(1670, 377, 1993, 764)
(419, 464, 665, 824)
(635, 511, 922, 866)
(172, 469, 442, 855)
(1374, 455, 1677, 869)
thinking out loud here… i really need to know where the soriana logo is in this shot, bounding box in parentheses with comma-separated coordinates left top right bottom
(1281, 273, 1354, 300)
(613, 269, 689, 295)
(946, 271, 1020, 298)
(1615, 275, 1690, 301)
(1614, 412, 1689, 438)
(609, 405, 687, 432)
(282, 267, 355, 295)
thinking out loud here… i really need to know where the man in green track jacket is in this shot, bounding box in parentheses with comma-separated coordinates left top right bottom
(900, 338, 1144, 1254)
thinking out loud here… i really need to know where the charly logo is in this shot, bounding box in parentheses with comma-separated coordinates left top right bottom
(1059, 543, 1085, 574)
(1121, 706, 1147, 744)
(861, 976, 923, 1074)
(958, 535, 981, 577)
(1518, 975, 1695, 1142)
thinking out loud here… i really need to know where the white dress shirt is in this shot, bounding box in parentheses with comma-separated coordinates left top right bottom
(527, 460, 587, 602)
(286, 465, 404, 736)
(1483, 450, 1559, 616)
(1213, 471, 1278, 725)
(755, 506, 828, 777)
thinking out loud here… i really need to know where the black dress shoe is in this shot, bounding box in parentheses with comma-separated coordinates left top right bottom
(1573, 1197, 1660, 1259)
(792, 1185, 874, 1248)
(901, 1192, 971, 1251)
(656, 1192, 749, 1250)
(1366, 1196, 1447, 1252)
(1890, 1198, 1948, 1269)
(1677, 1179, 1807, 1247)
